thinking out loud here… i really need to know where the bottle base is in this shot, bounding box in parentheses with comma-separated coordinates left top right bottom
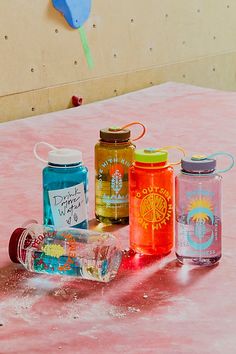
(95, 214, 129, 225)
(131, 243, 172, 256)
(176, 253, 221, 266)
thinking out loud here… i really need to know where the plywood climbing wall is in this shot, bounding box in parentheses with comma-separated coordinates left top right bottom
(1, 0, 236, 122)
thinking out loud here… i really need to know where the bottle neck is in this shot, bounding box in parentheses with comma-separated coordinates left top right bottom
(17, 228, 31, 264)
(99, 139, 131, 146)
(181, 168, 215, 175)
(48, 162, 82, 169)
(134, 161, 169, 169)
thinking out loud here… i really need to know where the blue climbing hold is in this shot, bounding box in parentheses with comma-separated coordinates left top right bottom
(52, 0, 92, 29)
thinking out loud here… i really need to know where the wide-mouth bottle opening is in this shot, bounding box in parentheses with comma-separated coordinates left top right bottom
(48, 162, 82, 168)
(134, 161, 168, 169)
(181, 168, 215, 175)
(17, 229, 34, 264)
(99, 138, 131, 144)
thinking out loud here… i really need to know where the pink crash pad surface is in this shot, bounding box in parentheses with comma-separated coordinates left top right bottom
(0, 82, 236, 354)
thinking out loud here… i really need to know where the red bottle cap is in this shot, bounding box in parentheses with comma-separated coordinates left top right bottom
(9, 228, 25, 263)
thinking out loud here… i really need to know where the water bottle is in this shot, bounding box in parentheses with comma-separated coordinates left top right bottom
(129, 147, 184, 256)
(9, 222, 122, 282)
(95, 122, 146, 224)
(175, 153, 234, 266)
(34, 142, 88, 229)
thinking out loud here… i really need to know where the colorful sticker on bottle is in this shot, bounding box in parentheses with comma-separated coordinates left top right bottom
(97, 158, 131, 208)
(48, 183, 87, 228)
(136, 186, 172, 230)
(30, 230, 78, 273)
(177, 190, 221, 257)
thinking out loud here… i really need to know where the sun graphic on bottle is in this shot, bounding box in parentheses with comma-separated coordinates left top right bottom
(42, 244, 65, 258)
(188, 197, 213, 222)
(187, 197, 215, 250)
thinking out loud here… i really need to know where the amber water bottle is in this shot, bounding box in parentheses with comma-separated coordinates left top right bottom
(95, 122, 145, 224)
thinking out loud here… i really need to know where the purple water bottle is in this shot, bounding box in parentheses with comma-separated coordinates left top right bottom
(175, 153, 234, 266)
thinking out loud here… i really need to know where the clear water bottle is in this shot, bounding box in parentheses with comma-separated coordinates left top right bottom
(34, 142, 88, 229)
(9, 223, 122, 282)
(175, 153, 234, 266)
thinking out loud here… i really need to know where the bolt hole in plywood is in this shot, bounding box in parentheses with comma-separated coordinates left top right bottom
(4, 35, 8, 40)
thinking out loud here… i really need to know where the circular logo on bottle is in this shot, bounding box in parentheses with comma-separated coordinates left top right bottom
(140, 193, 168, 223)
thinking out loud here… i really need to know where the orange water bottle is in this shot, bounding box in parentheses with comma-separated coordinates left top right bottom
(129, 147, 184, 256)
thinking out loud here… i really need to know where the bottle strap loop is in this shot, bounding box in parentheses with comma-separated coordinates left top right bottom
(120, 121, 146, 141)
(34, 142, 57, 163)
(157, 145, 186, 166)
(207, 152, 234, 173)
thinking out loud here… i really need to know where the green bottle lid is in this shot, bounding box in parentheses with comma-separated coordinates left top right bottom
(134, 148, 168, 163)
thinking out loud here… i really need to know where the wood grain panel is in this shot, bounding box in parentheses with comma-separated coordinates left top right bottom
(0, 0, 236, 121)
